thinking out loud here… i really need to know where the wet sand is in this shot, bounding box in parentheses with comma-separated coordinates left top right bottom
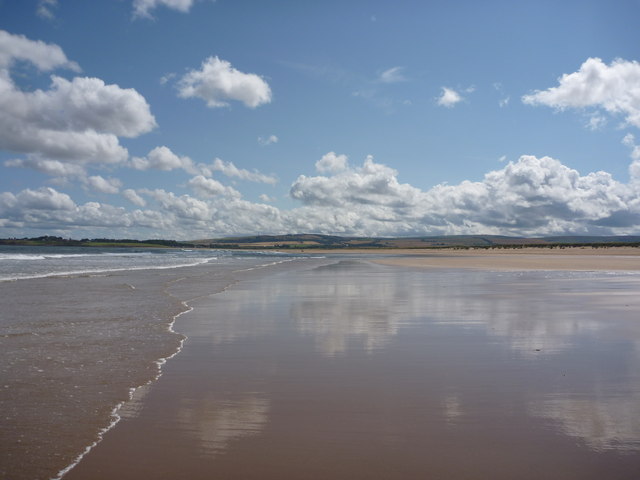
(0, 255, 292, 480)
(311, 246, 640, 271)
(64, 256, 640, 479)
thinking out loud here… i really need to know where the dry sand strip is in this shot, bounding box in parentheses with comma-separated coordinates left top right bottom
(301, 247, 640, 271)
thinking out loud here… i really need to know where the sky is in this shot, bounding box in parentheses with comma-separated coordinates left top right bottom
(1, 0, 640, 240)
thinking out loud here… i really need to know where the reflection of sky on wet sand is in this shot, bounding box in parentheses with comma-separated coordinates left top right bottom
(280, 262, 640, 453)
(530, 392, 640, 452)
(177, 393, 270, 455)
(66, 259, 640, 478)
(282, 263, 639, 358)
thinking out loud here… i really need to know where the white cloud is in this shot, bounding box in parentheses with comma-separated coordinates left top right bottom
(623, 133, 640, 160)
(437, 87, 463, 108)
(177, 56, 272, 108)
(122, 189, 146, 207)
(141, 188, 212, 222)
(36, 0, 58, 20)
(4, 157, 86, 178)
(187, 175, 241, 198)
(0, 29, 79, 71)
(85, 176, 122, 195)
(290, 154, 640, 236)
(623, 134, 640, 182)
(291, 155, 421, 211)
(586, 114, 607, 130)
(4, 152, 640, 239)
(0, 31, 155, 172)
(133, 0, 196, 18)
(522, 57, 640, 128)
(259, 194, 276, 203)
(0, 186, 75, 212)
(130, 146, 196, 173)
(378, 66, 406, 83)
(315, 152, 348, 174)
(209, 158, 277, 184)
(258, 134, 278, 146)
(0, 73, 153, 164)
(4, 75, 156, 138)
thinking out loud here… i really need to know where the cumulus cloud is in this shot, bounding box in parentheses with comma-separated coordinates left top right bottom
(130, 146, 196, 173)
(207, 158, 277, 184)
(4, 152, 640, 239)
(0, 74, 153, 164)
(85, 175, 122, 195)
(141, 188, 212, 222)
(4, 157, 86, 178)
(133, 0, 196, 18)
(437, 87, 463, 108)
(1, 186, 75, 212)
(292, 155, 422, 211)
(258, 135, 278, 146)
(522, 58, 640, 128)
(0, 30, 156, 174)
(177, 56, 272, 108)
(289, 153, 640, 236)
(0, 30, 79, 71)
(315, 151, 348, 173)
(122, 189, 146, 207)
(187, 175, 241, 198)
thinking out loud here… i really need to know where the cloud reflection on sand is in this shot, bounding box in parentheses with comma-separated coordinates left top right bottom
(177, 393, 270, 456)
(530, 391, 640, 452)
(285, 264, 625, 357)
(193, 260, 640, 454)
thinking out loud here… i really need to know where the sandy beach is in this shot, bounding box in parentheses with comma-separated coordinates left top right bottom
(305, 246, 640, 271)
(57, 252, 640, 479)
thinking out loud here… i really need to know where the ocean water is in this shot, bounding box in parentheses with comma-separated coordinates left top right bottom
(0, 245, 312, 480)
(0, 244, 303, 282)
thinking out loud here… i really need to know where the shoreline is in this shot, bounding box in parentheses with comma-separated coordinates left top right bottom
(51, 302, 192, 480)
(292, 246, 640, 271)
(61, 255, 640, 479)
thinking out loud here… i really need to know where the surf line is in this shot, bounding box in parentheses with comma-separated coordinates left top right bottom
(51, 303, 192, 480)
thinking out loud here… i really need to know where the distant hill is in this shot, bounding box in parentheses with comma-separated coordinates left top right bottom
(194, 234, 640, 249)
(3, 234, 640, 250)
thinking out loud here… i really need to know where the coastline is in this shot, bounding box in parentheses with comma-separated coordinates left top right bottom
(293, 246, 640, 271)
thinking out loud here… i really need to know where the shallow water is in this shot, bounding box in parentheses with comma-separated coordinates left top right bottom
(0, 247, 308, 480)
(64, 259, 640, 479)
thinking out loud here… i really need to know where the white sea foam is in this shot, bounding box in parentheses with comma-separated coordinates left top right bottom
(232, 256, 303, 273)
(51, 303, 193, 480)
(0, 253, 47, 260)
(0, 256, 219, 283)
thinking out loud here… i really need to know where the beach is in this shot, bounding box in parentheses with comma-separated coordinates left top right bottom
(3, 248, 640, 479)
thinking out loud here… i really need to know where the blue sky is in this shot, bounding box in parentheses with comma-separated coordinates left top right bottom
(1, 0, 640, 239)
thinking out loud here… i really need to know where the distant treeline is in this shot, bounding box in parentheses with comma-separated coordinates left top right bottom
(2, 235, 640, 250)
(201, 241, 640, 250)
(0, 236, 197, 248)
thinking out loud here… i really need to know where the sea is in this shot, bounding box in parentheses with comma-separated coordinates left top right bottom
(0, 244, 305, 282)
